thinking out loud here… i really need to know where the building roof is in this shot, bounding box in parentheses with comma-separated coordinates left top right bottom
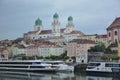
(60, 28, 65, 33)
(107, 17, 120, 30)
(15, 44, 26, 48)
(96, 34, 107, 38)
(39, 30, 52, 34)
(69, 30, 84, 35)
(38, 28, 65, 34)
(69, 39, 95, 44)
(28, 31, 38, 34)
(27, 41, 62, 48)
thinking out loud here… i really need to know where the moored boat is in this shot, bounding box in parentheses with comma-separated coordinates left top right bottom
(45, 60, 74, 72)
(0, 60, 58, 73)
(86, 62, 120, 77)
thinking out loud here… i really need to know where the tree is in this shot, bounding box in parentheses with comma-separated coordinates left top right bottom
(111, 56, 119, 60)
(88, 42, 106, 52)
(104, 46, 112, 53)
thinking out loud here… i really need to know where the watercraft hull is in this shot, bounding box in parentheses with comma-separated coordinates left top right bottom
(86, 71, 120, 77)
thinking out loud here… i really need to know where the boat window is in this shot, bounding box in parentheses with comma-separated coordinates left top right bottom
(0, 62, 32, 64)
(0, 65, 28, 68)
(105, 64, 120, 67)
(88, 63, 100, 66)
(30, 66, 46, 68)
(105, 64, 113, 67)
(87, 66, 95, 69)
(113, 64, 120, 67)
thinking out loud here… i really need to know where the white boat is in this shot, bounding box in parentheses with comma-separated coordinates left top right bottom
(45, 60, 74, 72)
(0, 60, 58, 73)
(86, 62, 120, 77)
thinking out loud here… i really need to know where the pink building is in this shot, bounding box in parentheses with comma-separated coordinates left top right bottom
(67, 39, 95, 57)
(26, 45, 40, 56)
(107, 17, 120, 44)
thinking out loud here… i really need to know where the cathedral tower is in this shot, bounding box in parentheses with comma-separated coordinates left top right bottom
(34, 18, 43, 31)
(65, 16, 75, 33)
(52, 13, 60, 37)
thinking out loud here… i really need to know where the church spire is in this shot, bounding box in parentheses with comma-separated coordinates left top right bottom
(65, 16, 74, 33)
(52, 13, 60, 37)
(34, 18, 43, 31)
(35, 18, 42, 26)
(67, 16, 74, 27)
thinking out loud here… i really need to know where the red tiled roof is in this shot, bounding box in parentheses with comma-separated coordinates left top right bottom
(39, 28, 65, 34)
(39, 30, 52, 34)
(35, 41, 62, 48)
(60, 28, 65, 33)
(28, 31, 38, 34)
(69, 39, 95, 44)
(69, 30, 84, 35)
(107, 17, 120, 30)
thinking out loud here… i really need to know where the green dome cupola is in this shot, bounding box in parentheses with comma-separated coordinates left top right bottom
(53, 13, 59, 18)
(35, 18, 42, 25)
(68, 16, 73, 21)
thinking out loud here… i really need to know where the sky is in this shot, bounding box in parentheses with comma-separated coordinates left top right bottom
(0, 0, 120, 40)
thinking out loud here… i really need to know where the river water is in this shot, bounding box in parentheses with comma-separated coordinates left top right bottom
(0, 71, 119, 80)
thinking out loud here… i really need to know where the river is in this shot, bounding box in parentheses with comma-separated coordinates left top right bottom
(0, 71, 119, 80)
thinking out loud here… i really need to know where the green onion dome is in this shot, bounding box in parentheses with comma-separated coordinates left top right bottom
(68, 16, 73, 21)
(53, 13, 59, 18)
(35, 18, 42, 25)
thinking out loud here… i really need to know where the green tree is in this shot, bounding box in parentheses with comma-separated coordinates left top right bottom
(104, 46, 112, 53)
(111, 56, 119, 60)
(88, 42, 106, 52)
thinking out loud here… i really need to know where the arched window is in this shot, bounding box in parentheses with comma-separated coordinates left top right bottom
(115, 31, 117, 35)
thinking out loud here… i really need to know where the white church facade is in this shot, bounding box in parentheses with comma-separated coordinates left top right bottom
(24, 13, 84, 42)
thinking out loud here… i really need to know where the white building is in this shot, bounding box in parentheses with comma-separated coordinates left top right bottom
(12, 45, 26, 56)
(26, 42, 63, 57)
(24, 13, 84, 42)
(76, 51, 88, 63)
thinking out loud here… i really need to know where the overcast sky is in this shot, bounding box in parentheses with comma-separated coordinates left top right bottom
(0, 0, 120, 40)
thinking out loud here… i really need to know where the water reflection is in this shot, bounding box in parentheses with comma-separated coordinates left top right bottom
(0, 71, 119, 80)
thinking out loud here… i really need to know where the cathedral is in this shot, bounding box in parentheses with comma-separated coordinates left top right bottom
(24, 13, 84, 42)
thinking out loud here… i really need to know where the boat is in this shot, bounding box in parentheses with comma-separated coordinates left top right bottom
(45, 60, 74, 72)
(86, 62, 120, 77)
(0, 60, 58, 73)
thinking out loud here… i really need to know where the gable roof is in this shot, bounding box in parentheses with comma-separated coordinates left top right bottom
(107, 17, 120, 30)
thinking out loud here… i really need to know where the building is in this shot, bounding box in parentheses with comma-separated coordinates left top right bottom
(79, 35, 97, 42)
(26, 41, 63, 57)
(79, 34, 108, 47)
(107, 17, 120, 44)
(24, 13, 84, 42)
(12, 44, 26, 57)
(0, 48, 9, 61)
(67, 39, 95, 58)
(96, 34, 108, 47)
(26, 45, 40, 56)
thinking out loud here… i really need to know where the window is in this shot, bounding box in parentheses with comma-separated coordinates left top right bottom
(105, 64, 120, 67)
(115, 31, 117, 35)
(109, 32, 111, 37)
